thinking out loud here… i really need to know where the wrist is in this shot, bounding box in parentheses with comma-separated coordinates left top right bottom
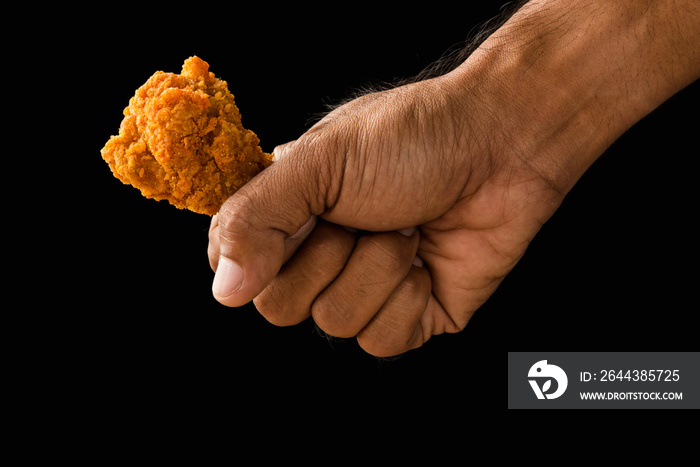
(446, 0, 700, 193)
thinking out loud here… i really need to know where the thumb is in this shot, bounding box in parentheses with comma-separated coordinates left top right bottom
(211, 140, 329, 307)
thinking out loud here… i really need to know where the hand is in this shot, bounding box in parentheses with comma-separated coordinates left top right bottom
(208, 0, 700, 357)
(208, 76, 565, 356)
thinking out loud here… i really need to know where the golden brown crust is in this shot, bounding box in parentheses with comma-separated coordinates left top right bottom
(101, 56, 272, 215)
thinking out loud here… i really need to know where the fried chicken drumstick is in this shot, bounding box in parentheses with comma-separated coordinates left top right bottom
(101, 56, 273, 215)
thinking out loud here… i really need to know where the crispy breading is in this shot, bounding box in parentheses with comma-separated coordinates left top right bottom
(101, 56, 273, 215)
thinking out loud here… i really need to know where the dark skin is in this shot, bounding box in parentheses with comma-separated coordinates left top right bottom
(208, 0, 700, 357)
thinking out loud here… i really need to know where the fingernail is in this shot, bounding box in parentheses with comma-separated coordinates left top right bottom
(397, 227, 415, 237)
(271, 141, 295, 161)
(212, 256, 244, 300)
(288, 216, 317, 241)
(412, 255, 424, 268)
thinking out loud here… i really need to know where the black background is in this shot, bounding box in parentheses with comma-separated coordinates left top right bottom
(41, 4, 698, 410)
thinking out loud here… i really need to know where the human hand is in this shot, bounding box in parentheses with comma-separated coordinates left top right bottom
(207, 74, 565, 356)
(208, 0, 700, 357)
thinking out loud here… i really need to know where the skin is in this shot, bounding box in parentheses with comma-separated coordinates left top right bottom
(208, 0, 700, 357)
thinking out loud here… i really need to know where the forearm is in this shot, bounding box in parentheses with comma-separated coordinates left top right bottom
(447, 0, 700, 192)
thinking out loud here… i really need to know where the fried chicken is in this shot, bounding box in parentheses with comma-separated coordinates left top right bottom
(101, 56, 273, 215)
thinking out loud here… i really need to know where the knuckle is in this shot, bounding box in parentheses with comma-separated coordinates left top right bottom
(208, 224, 219, 245)
(356, 330, 408, 358)
(356, 318, 425, 358)
(208, 245, 219, 271)
(356, 313, 410, 357)
(254, 285, 307, 327)
(311, 294, 358, 339)
(356, 269, 431, 358)
(394, 267, 432, 303)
